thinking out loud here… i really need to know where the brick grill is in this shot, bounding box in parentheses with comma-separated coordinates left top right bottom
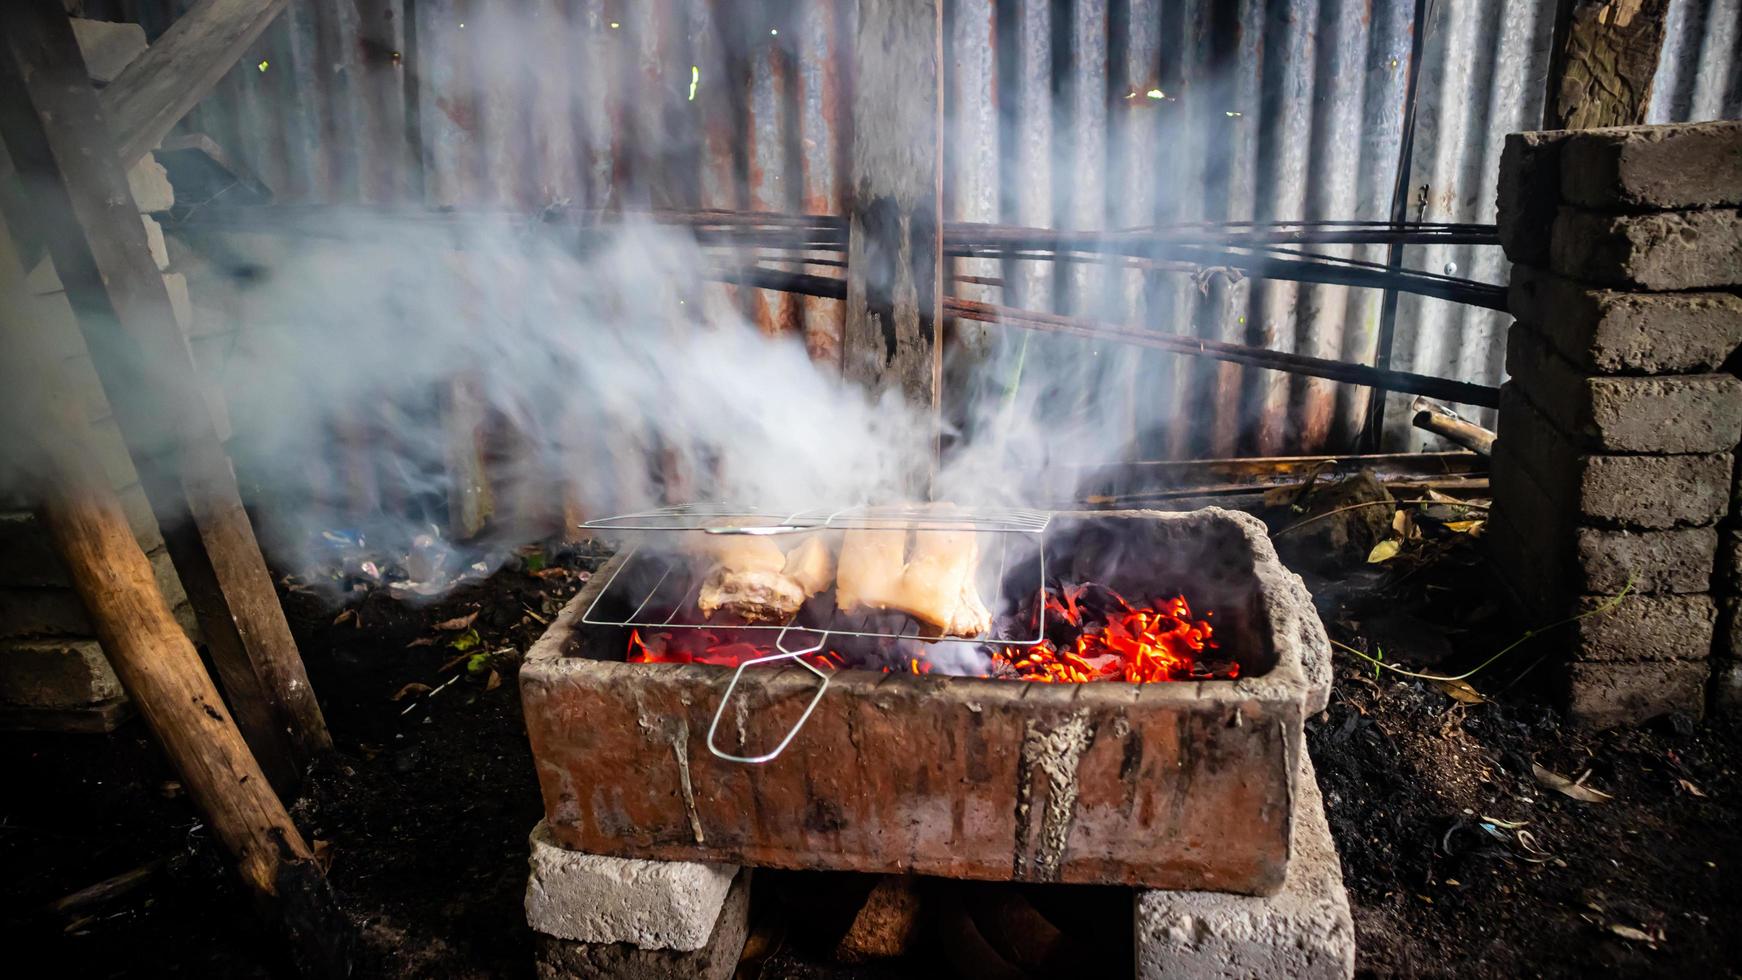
(521, 508, 1330, 896)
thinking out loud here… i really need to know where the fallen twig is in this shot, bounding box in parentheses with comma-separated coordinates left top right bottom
(1273, 498, 1490, 538)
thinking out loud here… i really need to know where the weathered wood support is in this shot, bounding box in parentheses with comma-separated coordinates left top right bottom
(0, 210, 348, 978)
(1547, 0, 1672, 131)
(844, 0, 944, 482)
(100, 0, 291, 171)
(0, 1, 328, 789)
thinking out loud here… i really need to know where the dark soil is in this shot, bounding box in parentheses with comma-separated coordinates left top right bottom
(2, 530, 1739, 978)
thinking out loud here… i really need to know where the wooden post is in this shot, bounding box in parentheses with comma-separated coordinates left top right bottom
(1547, 0, 1672, 131)
(0, 1, 329, 789)
(0, 214, 349, 979)
(844, 0, 944, 482)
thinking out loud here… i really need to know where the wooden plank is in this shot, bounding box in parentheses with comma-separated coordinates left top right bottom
(100, 0, 291, 171)
(843, 0, 944, 445)
(0, 1, 328, 789)
(1547, 0, 1672, 131)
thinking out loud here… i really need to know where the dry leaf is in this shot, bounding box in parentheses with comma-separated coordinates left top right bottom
(1367, 538, 1402, 563)
(405, 636, 436, 648)
(433, 610, 479, 631)
(332, 608, 356, 627)
(1606, 923, 1657, 944)
(390, 682, 433, 702)
(1677, 778, 1708, 798)
(1532, 763, 1614, 803)
(1444, 519, 1485, 534)
(485, 670, 502, 692)
(1434, 678, 1486, 704)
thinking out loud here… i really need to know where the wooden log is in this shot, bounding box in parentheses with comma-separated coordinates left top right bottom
(440, 375, 495, 540)
(844, 0, 944, 424)
(1411, 399, 1496, 456)
(1548, 0, 1672, 131)
(0, 218, 348, 978)
(100, 0, 292, 171)
(0, 1, 329, 789)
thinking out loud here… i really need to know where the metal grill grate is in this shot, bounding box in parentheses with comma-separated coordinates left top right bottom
(577, 506, 1054, 764)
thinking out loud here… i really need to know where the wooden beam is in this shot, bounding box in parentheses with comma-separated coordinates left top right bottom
(0, 207, 349, 976)
(844, 0, 944, 451)
(1547, 0, 1672, 131)
(0, 1, 328, 789)
(100, 0, 290, 171)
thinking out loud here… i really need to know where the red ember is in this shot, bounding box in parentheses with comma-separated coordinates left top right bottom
(626, 580, 1233, 683)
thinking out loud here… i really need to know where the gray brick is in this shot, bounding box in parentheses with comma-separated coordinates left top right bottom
(1495, 384, 1733, 529)
(0, 589, 89, 639)
(127, 154, 173, 213)
(1562, 658, 1708, 729)
(1551, 207, 1742, 291)
(1497, 130, 1571, 265)
(1721, 528, 1742, 591)
(0, 638, 123, 709)
(0, 512, 69, 588)
(69, 18, 146, 83)
(1509, 265, 1742, 374)
(1569, 593, 1715, 662)
(1560, 120, 1742, 210)
(1506, 325, 1742, 453)
(1487, 500, 1715, 604)
(1574, 524, 1718, 595)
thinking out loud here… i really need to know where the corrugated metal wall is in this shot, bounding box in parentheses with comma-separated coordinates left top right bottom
(108, 0, 1742, 458)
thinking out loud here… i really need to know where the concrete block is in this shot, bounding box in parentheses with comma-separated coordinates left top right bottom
(1508, 266, 1742, 375)
(60, 352, 112, 422)
(1485, 510, 1566, 613)
(1574, 524, 1718, 596)
(1135, 752, 1353, 980)
(1493, 463, 1720, 595)
(0, 512, 71, 588)
(127, 154, 173, 214)
(116, 482, 164, 553)
(1560, 120, 1742, 210)
(0, 547, 184, 640)
(1494, 385, 1733, 529)
(1496, 130, 1571, 265)
(0, 638, 124, 708)
(0, 588, 90, 639)
(1721, 529, 1742, 591)
(162, 272, 191, 331)
(1507, 325, 1742, 453)
(69, 18, 147, 84)
(525, 821, 738, 951)
(1570, 593, 1715, 662)
(142, 215, 168, 270)
(1551, 207, 1742, 291)
(86, 416, 142, 490)
(1712, 655, 1742, 715)
(1562, 658, 1708, 730)
(533, 870, 750, 980)
(26, 255, 62, 296)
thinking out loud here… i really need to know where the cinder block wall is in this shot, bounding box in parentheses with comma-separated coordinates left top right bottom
(0, 20, 205, 731)
(1491, 120, 1742, 728)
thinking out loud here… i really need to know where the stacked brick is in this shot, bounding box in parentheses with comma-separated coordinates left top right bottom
(1491, 119, 1742, 729)
(0, 20, 199, 732)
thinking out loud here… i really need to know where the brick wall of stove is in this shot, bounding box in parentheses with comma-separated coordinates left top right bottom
(1491, 120, 1742, 728)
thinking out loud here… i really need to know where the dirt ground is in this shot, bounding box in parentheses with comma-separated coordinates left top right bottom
(2, 531, 1739, 978)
